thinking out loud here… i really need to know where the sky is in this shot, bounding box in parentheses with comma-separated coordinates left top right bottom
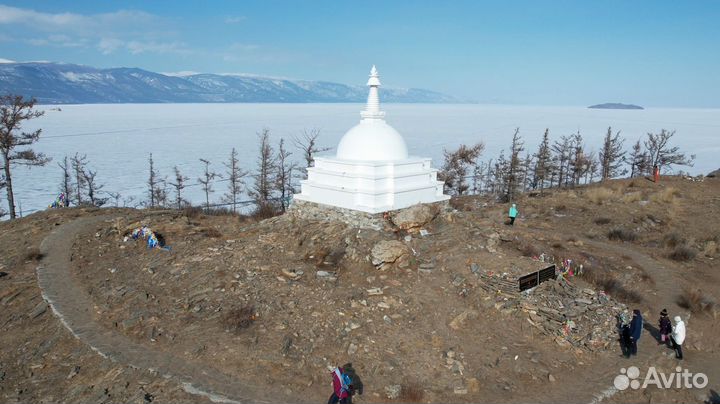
(0, 1, 719, 107)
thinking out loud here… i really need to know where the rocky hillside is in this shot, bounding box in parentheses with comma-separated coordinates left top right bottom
(1, 176, 718, 403)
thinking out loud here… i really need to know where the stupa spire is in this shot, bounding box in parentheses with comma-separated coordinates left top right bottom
(361, 65, 385, 120)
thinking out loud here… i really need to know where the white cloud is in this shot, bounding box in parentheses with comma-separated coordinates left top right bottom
(224, 16, 246, 24)
(126, 40, 191, 55)
(98, 37, 124, 54)
(97, 37, 192, 56)
(0, 5, 187, 56)
(0, 5, 156, 34)
(26, 34, 88, 48)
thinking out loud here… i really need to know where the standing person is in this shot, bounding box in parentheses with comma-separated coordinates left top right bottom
(658, 309, 672, 346)
(327, 364, 362, 404)
(653, 165, 660, 183)
(629, 309, 643, 356)
(619, 311, 633, 358)
(508, 203, 519, 226)
(671, 316, 686, 360)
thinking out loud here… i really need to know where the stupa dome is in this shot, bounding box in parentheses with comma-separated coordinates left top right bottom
(335, 65, 409, 161)
(336, 120, 408, 161)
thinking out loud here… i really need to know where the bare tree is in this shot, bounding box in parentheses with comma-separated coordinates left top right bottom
(0, 95, 50, 219)
(584, 151, 599, 184)
(58, 155, 73, 206)
(551, 135, 572, 188)
(198, 158, 220, 212)
(0, 173, 6, 218)
(438, 143, 484, 196)
(492, 151, 508, 197)
(629, 139, 650, 178)
(293, 128, 331, 177)
(644, 129, 694, 173)
(169, 166, 189, 209)
(533, 129, 553, 193)
(483, 158, 496, 195)
(82, 168, 106, 206)
(222, 148, 247, 213)
(147, 153, 161, 207)
(275, 138, 297, 213)
(71, 153, 88, 205)
(599, 127, 627, 180)
(503, 128, 525, 201)
(250, 129, 277, 214)
(521, 153, 533, 191)
(569, 132, 588, 186)
(106, 191, 122, 207)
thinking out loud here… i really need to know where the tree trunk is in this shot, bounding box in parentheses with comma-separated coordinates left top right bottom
(3, 153, 15, 219)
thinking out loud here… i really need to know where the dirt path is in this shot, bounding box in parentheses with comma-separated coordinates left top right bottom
(524, 225, 718, 402)
(37, 215, 283, 404)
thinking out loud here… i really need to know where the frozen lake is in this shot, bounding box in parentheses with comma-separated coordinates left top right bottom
(7, 103, 720, 216)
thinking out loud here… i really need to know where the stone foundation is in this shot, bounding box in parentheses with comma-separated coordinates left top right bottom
(287, 199, 450, 230)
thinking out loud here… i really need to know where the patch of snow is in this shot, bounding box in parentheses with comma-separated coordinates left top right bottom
(161, 70, 200, 77)
(60, 71, 103, 82)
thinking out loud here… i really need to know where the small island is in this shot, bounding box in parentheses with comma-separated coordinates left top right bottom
(588, 103, 644, 110)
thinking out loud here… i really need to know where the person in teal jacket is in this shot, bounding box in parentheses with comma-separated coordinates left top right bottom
(508, 203, 518, 226)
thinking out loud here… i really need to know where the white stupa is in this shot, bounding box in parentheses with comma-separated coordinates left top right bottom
(294, 66, 449, 214)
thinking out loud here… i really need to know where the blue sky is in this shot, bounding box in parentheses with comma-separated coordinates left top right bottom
(1, 1, 718, 107)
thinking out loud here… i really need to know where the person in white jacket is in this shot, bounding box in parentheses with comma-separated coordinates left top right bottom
(671, 316, 686, 360)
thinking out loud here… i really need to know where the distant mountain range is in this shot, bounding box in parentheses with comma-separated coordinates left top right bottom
(588, 103, 644, 110)
(0, 62, 462, 104)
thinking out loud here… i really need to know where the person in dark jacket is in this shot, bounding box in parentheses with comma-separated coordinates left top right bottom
(658, 308, 672, 346)
(618, 311, 632, 358)
(629, 309, 643, 356)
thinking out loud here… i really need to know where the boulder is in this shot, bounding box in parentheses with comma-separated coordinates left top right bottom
(371, 240, 412, 267)
(390, 204, 438, 231)
(707, 168, 720, 178)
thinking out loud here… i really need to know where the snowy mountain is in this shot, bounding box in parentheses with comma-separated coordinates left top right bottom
(0, 62, 462, 104)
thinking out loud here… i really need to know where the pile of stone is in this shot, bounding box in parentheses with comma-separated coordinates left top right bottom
(520, 278, 626, 351)
(471, 264, 625, 351)
(476, 272, 519, 295)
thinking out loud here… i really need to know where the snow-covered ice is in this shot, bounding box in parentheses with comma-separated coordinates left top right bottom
(6, 103, 719, 215)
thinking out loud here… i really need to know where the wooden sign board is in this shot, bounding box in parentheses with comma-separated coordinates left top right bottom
(518, 265, 557, 292)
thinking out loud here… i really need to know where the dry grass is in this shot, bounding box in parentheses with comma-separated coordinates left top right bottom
(252, 203, 280, 220)
(580, 270, 642, 303)
(669, 245, 696, 262)
(200, 227, 223, 238)
(651, 187, 681, 204)
(607, 228, 638, 242)
(518, 242, 540, 257)
(24, 247, 44, 261)
(399, 381, 425, 402)
(221, 305, 256, 332)
(593, 217, 612, 225)
(663, 232, 685, 248)
(677, 288, 715, 314)
(586, 187, 616, 205)
(621, 192, 643, 203)
(182, 206, 203, 219)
